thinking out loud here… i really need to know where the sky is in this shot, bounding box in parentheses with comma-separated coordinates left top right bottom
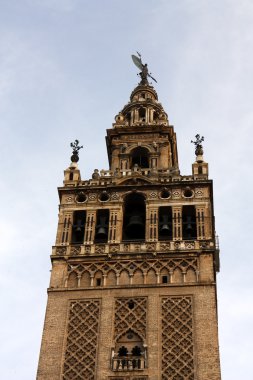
(0, 0, 252, 379)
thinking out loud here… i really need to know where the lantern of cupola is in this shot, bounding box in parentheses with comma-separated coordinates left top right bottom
(107, 83, 179, 175)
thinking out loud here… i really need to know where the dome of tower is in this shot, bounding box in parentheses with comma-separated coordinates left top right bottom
(114, 83, 168, 128)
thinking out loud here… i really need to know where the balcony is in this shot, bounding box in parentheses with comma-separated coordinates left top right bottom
(112, 355, 146, 371)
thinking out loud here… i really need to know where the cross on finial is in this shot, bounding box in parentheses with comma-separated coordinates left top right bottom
(191, 134, 204, 156)
(70, 139, 83, 162)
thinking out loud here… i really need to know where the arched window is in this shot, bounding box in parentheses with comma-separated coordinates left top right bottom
(123, 193, 146, 241)
(131, 147, 149, 169)
(113, 331, 145, 371)
(126, 112, 131, 125)
(132, 346, 141, 356)
(139, 107, 146, 122)
(118, 346, 128, 356)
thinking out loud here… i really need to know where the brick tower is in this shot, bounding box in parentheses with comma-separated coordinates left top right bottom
(37, 59, 221, 380)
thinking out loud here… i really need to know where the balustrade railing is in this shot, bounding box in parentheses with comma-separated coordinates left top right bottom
(85, 167, 187, 180)
(112, 355, 145, 371)
(53, 239, 215, 256)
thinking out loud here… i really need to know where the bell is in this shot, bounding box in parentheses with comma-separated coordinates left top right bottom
(96, 226, 107, 238)
(74, 219, 83, 232)
(185, 216, 193, 232)
(186, 223, 193, 232)
(159, 215, 171, 235)
(95, 216, 108, 239)
(126, 214, 144, 238)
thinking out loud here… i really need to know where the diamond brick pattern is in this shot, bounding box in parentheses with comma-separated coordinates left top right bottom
(114, 298, 147, 340)
(161, 296, 194, 380)
(62, 300, 100, 380)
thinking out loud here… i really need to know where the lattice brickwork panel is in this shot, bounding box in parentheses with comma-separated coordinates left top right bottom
(161, 296, 194, 380)
(62, 299, 101, 380)
(114, 298, 147, 340)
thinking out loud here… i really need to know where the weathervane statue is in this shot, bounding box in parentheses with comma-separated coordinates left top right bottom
(191, 134, 204, 156)
(131, 52, 157, 85)
(70, 139, 83, 163)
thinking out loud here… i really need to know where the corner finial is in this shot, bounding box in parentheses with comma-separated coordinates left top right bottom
(191, 134, 204, 156)
(131, 52, 157, 85)
(70, 139, 83, 162)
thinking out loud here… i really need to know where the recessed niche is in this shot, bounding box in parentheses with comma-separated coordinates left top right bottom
(183, 189, 194, 198)
(160, 189, 171, 199)
(99, 192, 110, 202)
(128, 300, 135, 309)
(76, 192, 87, 203)
(162, 275, 168, 284)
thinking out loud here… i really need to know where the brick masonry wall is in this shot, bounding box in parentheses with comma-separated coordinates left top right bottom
(37, 281, 221, 380)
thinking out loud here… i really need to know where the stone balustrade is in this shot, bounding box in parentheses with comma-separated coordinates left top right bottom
(52, 239, 214, 256)
(112, 355, 146, 371)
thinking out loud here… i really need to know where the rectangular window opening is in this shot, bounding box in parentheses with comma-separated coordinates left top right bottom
(162, 275, 168, 284)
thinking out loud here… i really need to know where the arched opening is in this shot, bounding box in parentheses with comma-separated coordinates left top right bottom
(112, 330, 146, 371)
(76, 192, 87, 203)
(94, 209, 109, 243)
(198, 166, 203, 174)
(118, 346, 128, 356)
(153, 111, 159, 122)
(131, 147, 149, 169)
(123, 193, 146, 241)
(182, 206, 197, 240)
(71, 211, 86, 244)
(160, 268, 170, 284)
(159, 206, 172, 240)
(139, 107, 146, 122)
(126, 112, 131, 124)
(94, 270, 103, 287)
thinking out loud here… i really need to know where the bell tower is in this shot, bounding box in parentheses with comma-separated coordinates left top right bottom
(37, 59, 221, 380)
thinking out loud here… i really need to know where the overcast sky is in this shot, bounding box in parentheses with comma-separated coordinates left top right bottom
(0, 1, 252, 379)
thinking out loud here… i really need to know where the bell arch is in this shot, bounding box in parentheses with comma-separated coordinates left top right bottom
(123, 193, 146, 241)
(130, 146, 149, 169)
